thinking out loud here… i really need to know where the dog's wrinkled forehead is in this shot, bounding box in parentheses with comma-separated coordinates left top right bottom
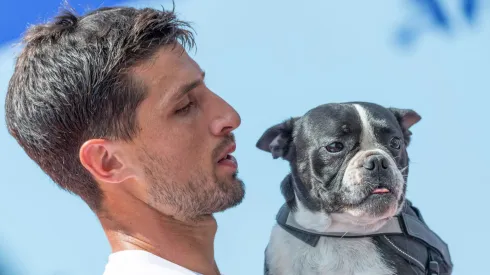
(296, 102, 402, 147)
(256, 101, 420, 162)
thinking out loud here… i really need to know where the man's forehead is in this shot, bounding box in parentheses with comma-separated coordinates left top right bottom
(132, 44, 201, 84)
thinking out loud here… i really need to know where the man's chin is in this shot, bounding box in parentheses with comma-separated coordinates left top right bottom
(222, 178, 246, 208)
(170, 187, 245, 222)
(153, 176, 245, 221)
(205, 176, 244, 212)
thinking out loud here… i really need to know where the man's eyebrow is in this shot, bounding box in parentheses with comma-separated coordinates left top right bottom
(173, 71, 206, 100)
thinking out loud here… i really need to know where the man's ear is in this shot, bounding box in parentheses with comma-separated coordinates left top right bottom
(79, 139, 135, 185)
(256, 117, 298, 160)
(388, 107, 422, 145)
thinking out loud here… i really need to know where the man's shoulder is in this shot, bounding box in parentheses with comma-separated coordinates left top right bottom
(102, 250, 201, 275)
(103, 265, 192, 275)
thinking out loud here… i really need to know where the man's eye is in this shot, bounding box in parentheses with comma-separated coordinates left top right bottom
(175, 101, 195, 115)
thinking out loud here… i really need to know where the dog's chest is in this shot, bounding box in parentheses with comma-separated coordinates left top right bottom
(266, 225, 394, 275)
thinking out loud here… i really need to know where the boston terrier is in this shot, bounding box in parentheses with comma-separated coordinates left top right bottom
(256, 102, 452, 275)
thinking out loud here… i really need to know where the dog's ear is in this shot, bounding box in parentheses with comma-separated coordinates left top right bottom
(389, 107, 422, 145)
(256, 117, 298, 160)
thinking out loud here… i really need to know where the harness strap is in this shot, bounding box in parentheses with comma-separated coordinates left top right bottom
(275, 201, 452, 274)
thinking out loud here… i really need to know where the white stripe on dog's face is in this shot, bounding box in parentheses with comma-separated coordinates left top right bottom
(353, 103, 390, 150)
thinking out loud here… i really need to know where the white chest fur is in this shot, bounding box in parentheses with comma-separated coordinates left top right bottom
(265, 224, 395, 275)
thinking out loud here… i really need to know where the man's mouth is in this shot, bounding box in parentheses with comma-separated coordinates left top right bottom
(217, 143, 238, 170)
(218, 154, 238, 168)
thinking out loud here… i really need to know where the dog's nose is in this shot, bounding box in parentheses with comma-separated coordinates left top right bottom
(363, 155, 389, 171)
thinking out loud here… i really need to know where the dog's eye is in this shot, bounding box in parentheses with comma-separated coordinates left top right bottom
(326, 142, 344, 153)
(389, 137, 402, 149)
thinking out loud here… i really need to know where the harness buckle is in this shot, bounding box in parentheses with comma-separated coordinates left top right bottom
(428, 260, 439, 275)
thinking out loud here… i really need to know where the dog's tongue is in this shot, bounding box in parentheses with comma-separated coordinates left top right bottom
(372, 188, 390, 194)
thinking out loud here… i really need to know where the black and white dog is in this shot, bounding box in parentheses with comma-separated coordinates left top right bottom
(256, 102, 452, 275)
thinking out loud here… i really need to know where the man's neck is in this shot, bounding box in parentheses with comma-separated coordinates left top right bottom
(98, 192, 220, 275)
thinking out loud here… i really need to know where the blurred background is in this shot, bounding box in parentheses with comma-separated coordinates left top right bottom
(1, 0, 488, 274)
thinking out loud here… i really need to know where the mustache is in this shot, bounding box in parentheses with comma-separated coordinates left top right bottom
(212, 133, 236, 161)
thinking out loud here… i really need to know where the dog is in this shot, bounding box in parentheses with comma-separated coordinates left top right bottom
(256, 102, 452, 275)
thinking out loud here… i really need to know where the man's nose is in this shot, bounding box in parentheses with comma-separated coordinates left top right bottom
(209, 94, 241, 136)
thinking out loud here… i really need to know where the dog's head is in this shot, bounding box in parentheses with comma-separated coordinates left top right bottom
(257, 102, 421, 233)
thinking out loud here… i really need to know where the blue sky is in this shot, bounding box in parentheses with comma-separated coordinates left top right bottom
(0, 0, 489, 274)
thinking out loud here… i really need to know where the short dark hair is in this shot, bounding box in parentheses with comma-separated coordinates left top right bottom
(4, 5, 195, 211)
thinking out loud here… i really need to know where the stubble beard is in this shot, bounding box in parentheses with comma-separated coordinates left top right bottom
(143, 156, 245, 222)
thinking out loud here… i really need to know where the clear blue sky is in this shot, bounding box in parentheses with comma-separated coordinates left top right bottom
(0, 1, 488, 274)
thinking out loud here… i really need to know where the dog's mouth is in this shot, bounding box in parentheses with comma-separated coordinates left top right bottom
(339, 185, 401, 223)
(371, 187, 392, 195)
(342, 184, 397, 210)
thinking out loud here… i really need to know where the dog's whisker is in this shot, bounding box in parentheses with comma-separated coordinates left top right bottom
(399, 166, 409, 173)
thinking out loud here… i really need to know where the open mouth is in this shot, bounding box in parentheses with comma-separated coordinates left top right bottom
(217, 154, 238, 169)
(216, 143, 238, 170)
(218, 154, 236, 163)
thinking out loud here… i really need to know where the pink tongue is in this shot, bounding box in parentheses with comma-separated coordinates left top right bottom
(372, 188, 390, 194)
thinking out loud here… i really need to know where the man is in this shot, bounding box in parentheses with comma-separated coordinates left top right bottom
(5, 5, 244, 275)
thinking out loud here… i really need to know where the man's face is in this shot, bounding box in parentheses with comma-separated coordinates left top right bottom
(125, 44, 244, 220)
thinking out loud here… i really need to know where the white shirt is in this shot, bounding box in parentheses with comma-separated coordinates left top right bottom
(102, 250, 203, 275)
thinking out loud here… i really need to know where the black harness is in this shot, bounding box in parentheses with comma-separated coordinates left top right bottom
(275, 200, 453, 275)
